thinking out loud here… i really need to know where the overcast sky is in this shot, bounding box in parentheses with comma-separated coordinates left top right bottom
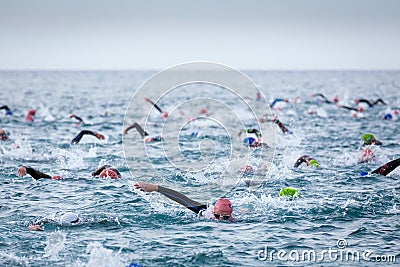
(1, 0, 399, 70)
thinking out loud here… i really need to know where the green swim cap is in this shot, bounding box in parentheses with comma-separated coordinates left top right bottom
(309, 159, 320, 168)
(362, 133, 374, 145)
(279, 187, 301, 199)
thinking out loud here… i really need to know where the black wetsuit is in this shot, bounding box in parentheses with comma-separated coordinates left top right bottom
(71, 130, 99, 144)
(157, 185, 207, 214)
(0, 105, 12, 115)
(356, 99, 386, 107)
(371, 158, 400, 176)
(312, 94, 332, 104)
(124, 123, 149, 137)
(294, 155, 315, 168)
(24, 166, 52, 180)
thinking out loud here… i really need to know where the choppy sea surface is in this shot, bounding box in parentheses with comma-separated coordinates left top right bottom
(0, 70, 399, 266)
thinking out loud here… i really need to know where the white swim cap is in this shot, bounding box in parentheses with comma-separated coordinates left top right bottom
(60, 212, 79, 224)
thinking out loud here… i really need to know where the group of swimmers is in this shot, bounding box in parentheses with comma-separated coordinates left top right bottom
(1, 91, 399, 226)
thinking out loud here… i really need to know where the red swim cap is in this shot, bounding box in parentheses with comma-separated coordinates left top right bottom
(100, 169, 120, 179)
(161, 112, 169, 119)
(214, 198, 233, 214)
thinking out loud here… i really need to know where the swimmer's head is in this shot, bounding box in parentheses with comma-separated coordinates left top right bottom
(383, 114, 393, 120)
(308, 159, 320, 168)
(333, 96, 339, 103)
(213, 198, 233, 221)
(279, 187, 301, 199)
(60, 212, 79, 224)
(243, 137, 256, 146)
(362, 133, 381, 145)
(100, 168, 120, 179)
(161, 111, 169, 119)
(28, 109, 36, 116)
(240, 165, 254, 173)
(0, 129, 9, 140)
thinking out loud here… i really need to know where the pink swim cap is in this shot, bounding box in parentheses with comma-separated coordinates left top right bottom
(214, 198, 233, 214)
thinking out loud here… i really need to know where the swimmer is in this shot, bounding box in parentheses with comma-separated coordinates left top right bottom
(28, 212, 80, 231)
(354, 98, 386, 107)
(270, 98, 289, 108)
(144, 97, 169, 119)
(242, 137, 269, 148)
(361, 133, 382, 146)
(92, 164, 121, 179)
(311, 93, 333, 104)
(361, 157, 400, 177)
(134, 182, 233, 221)
(0, 105, 13, 115)
(294, 155, 320, 168)
(279, 187, 301, 199)
(0, 129, 9, 141)
(123, 122, 162, 142)
(71, 130, 105, 145)
(69, 114, 84, 126)
(17, 165, 62, 180)
(238, 128, 262, 141)
(259, 114, 292, 134)
(358, 147, 376, 164)
(25, 109, 36, 122)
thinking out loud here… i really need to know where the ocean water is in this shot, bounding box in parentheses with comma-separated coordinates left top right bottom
(0, 70, 399, 266)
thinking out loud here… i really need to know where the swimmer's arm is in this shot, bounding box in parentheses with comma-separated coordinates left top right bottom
(92, 165, 110, 176)
(337, 104, 357, 111)
(71, 130, 105, 144)
(371, 158, 400, 176)
(69, 114, 83, 123)
(357, 99, 373, 107)
(294, 156, 307, 168)
(123, 123, 149, 137)
(18, 165, 52, 180)
(274, 119, 289, 133)
(135, 182, 207, 214)
(373, 99, 386, 105)
(144, 98, 163, 113)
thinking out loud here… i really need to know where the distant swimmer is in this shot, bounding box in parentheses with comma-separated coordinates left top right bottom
(17, 165, 62, 180)
(354, 98, 386, 107)
(242, 137, 269, 148)
(28, 212, 80, 231)
(361, 133, 382, 146)
(69, 114, 84, 126)
(361, 157, 400, 177)
(134, 182, 234, 221)
(270, 98, 289, 108)
(279, 187, 301, 200)
(311, 93, 339, 104)
(71, 130, 105, 145)
(0, 105, 13, 115)
(145, 97, 169, 119)
(123, 122, 162, 142)
(238, 128, 262, 141)
(25, 109, 36, 122)
(259, 114, 292, 134)
(358, 147, 376, 164)
(92, 164, 121, 179)
(0, 129, 9, 141)
(294, 155, 320, 168)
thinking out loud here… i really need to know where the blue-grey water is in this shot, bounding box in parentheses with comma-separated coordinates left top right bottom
(0, 70, 399, 266)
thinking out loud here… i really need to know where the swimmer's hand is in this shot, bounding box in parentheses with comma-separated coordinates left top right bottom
(134, 182, 158, 192)
(95, 133, 105, 140)
(28, 224, 44, 231)
(17, 166, 27, 177)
